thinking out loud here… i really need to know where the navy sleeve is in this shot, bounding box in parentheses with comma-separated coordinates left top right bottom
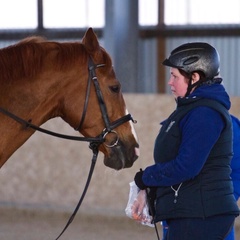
(142, 107, 225, 187)
(231, 115, 240, 200)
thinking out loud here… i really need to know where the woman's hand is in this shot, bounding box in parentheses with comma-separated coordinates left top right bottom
(131, 190, 148, 222)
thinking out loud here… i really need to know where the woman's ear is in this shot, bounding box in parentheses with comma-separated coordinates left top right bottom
(191, 72, 200, 84)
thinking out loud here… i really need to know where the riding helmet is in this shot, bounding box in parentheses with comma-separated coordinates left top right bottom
(162, 42, 220, 79)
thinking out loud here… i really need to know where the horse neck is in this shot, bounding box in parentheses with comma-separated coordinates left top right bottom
(0, 41, 89, 167)
(0, 76, 56, 167)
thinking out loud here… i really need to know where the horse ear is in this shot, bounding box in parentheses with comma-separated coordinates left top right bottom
(82, 28, 100, 54)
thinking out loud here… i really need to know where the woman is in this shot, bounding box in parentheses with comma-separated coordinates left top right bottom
(162, 114, 240, 240)
(133, 42, 239, 239)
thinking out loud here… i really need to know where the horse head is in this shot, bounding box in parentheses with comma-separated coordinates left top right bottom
(66, 28, 139, 170)
(0, 28, 139, 170)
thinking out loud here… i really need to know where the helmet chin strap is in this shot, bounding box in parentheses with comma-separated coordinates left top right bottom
(185, 77, 222, 97)
(185, 77, 203, 97)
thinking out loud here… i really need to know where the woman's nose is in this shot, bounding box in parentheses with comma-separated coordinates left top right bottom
(168, 78, 173, 85)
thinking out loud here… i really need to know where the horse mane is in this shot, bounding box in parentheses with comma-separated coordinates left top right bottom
(18, 36, 47, 44)
(0, 36, 92, 81)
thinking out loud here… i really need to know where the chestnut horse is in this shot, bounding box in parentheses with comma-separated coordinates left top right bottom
(0, 28, 139, 170)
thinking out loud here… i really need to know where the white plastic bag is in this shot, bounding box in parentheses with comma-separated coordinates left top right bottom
(125, 181, 154, 227)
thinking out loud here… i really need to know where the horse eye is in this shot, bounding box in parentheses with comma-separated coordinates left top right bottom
(109, 85, 120, 93)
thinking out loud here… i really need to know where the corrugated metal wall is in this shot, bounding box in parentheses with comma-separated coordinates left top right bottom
(138, 38, 158, 92)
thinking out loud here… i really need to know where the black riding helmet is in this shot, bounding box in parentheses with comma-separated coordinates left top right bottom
(163, 42, 220, 79)
(163, 42, 220, 96)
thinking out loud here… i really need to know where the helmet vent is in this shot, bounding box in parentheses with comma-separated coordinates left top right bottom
(183, 56, 199, 66)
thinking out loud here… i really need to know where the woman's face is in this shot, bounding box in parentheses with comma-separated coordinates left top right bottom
(168, 68, 189, 98)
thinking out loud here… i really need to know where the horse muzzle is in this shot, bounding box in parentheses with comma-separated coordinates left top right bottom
(103, 139, 139, 170)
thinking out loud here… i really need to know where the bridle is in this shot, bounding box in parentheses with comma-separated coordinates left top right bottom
(75, 57, 136, 148)
(0, 56, 137, 239)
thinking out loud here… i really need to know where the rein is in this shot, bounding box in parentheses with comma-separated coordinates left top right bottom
(0, 57, 136, 239)
(0, 107, 133, 143)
